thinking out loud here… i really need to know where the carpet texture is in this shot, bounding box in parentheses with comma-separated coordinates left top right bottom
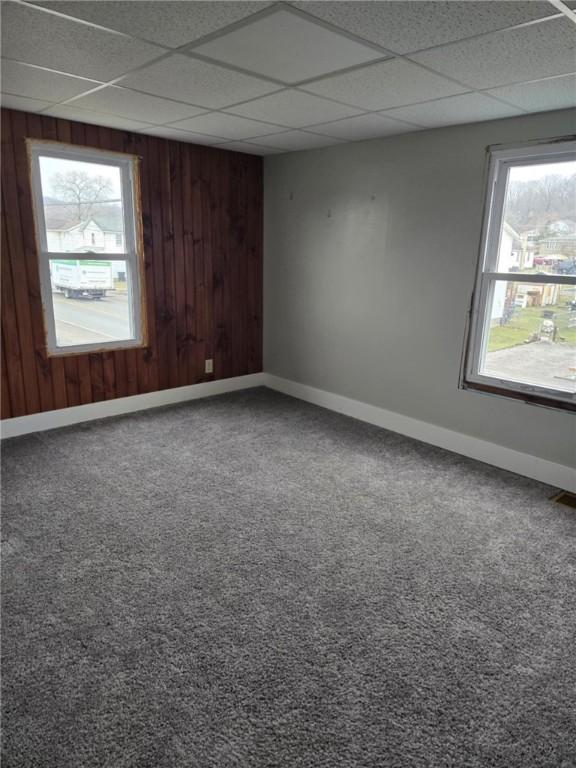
(2, 387, 575, 768)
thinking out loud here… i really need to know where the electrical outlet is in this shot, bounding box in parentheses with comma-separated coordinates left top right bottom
(205, 359, 213, 374)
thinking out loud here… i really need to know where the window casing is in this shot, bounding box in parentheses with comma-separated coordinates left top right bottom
(27, 140, 146, 356)
(464, 138, 576, 410)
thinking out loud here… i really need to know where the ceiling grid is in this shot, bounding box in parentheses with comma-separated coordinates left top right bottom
(1, 0, 574, 153)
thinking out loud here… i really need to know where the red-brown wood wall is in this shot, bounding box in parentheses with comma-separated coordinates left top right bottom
(1, 108, 263, 419)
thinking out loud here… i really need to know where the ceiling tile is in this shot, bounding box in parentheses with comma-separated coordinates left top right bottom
(410, 17, 576, 89)
(42, 104, 151, 131)
(246, 131, 343, 151)
(1, 60, 100, 103)
(215, 141, 282, 155)
(120, 54, 279, 109)
(190, 8, 385, 84)
(303, 58, 468, 111)
(69, 86, 208, 124)
(168, 113, 285, 140)
(307, 113, 420, 141)
(1, 93, 52, 112)
(30, 1, 272, 48)
(486, 74, 576, 113)
(294, 2, 558, 55)
(1, 2, 165, 81)
(381, 92, 524, 128)
(225, 89, 363, 128)
(138, 125, 223, 144)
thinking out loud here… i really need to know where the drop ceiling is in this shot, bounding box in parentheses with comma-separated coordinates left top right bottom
(1, 0, 575, 156)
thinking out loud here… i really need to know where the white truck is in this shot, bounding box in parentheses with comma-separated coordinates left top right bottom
(51, 260, 114, 300)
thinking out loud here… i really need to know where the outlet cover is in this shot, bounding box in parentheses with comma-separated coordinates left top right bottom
(205, 359, 213, 374)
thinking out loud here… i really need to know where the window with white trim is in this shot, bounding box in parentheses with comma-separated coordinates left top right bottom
(464, 139, 576, 409)
(28, 141, 146, 356)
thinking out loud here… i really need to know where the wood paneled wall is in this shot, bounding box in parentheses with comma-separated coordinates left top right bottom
(1, 108, 263, 419)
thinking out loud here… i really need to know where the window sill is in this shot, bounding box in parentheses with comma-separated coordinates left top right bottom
(461, 378, 576, 412)
(46, 339, 147, 358)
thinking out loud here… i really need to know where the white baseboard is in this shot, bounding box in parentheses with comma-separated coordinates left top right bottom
(0, 373, 266, 439)
(264, 374, 575, 493)
(3, 370, 573, 492)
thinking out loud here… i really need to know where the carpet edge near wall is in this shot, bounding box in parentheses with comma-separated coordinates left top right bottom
(1, 371, 574, 492)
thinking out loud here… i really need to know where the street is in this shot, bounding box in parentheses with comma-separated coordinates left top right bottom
(53, 291, 131, 346)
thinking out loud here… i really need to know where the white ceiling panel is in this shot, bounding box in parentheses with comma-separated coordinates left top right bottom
(120, 54, 279, 109)
(294, 2, 558, 55)
(1, 2, 165, 81)
(307, 113, 420, 141)
(190, 8, 385, 84)
(168, 112, 286, 140)
(215, 141, 282, 155)
(411, 17, 576, 90)
(1, 93, 53, 112)
(1, 60, 100, 103)
(486, 74, 576, 113)
(225, 89, 363, 128)
(30, 1, 272, 49)
(303, 58, 468, 111)
(138, 125, 222, 144)
(43, 104, 151, 131)
(70, 86, 208, 124)
(382, 92, 524, 128)
(247, 130, 343, 151)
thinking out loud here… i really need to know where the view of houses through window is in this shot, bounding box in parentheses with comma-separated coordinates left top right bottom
(30, 144, 144, 354)
(477, 155, 576, 398)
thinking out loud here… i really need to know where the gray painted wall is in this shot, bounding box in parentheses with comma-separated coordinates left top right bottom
(264, 109, 576, 469)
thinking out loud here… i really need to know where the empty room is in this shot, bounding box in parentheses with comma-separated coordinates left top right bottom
(1, 0, 575, 765)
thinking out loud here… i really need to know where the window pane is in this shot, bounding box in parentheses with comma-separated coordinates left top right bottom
(481, 280, 576, 393)
(50, 259, 133, 347)
(39, 155, 126, 254)
(496, 160, 576, 276)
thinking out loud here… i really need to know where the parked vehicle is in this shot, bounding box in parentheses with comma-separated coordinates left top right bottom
(557, 258, 576, 275)
(51, 259, 113, 299)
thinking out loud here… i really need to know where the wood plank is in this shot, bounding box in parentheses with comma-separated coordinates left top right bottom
(159, 138, 178, 390)
(137, 135, 159, 394)
(89, 353, 105, 402)
(170, 140, 189, 388)
(180, 143, 196, 385)
(102, 351, 116, 400)
(1, 111, 42, 414)
(1, 205, 27, 417)
(1, 329, 12, 420)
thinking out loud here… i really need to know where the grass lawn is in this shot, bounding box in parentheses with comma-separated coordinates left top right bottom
(488, 300, 576, 352)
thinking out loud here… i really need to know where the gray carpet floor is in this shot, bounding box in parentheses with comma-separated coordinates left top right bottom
(2, 387, 575, 768)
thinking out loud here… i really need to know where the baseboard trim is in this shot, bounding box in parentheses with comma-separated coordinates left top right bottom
(0, 373, 267, 439)
(263, 374, 575, 493)
(3, 370, 573, 492)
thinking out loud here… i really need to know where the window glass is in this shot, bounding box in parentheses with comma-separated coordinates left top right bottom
(465, 140, 576, 407)
(481, 280, 576, 394)
(49, 259, 132, 347)
(496, 160, 576, 277)
(29, 141, 144, 355)
(38, 155, 126, 254)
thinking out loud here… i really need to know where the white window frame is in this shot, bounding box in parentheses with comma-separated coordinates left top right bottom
(27, 140, 146, 356)
(465, 138, 576, 408)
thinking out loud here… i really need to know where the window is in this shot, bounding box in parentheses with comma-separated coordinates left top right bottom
(27, 141, 146, 355)
(464, 139, 576, 409)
